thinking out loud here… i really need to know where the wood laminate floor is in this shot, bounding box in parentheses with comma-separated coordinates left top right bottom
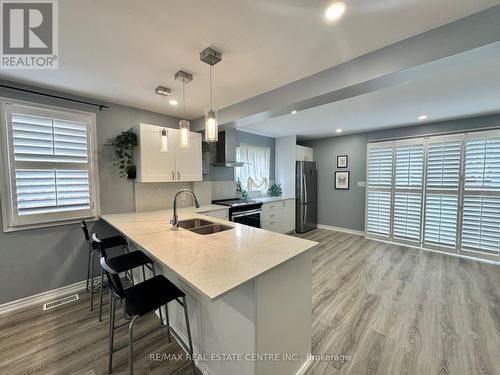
(0, 287, 199, 375)
(1, 229, 500, 375)
(296, 229, 500, 375)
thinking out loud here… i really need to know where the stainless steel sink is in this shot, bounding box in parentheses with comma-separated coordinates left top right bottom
(178, 218, 213, 230)
(177, 218, 233, 235)
(189, 223, 232, 235)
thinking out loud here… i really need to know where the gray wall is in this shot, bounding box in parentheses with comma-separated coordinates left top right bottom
(0, 80, 180, 305)
(302, 113, 500, 232)
(204, 130, 276, 182)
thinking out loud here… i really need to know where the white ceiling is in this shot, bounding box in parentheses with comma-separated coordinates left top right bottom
(240, 42, 500, 140)
(0, 0, 498, 119)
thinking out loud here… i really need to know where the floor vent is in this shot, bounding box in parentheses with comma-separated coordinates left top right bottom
(43, 294, 79, 311)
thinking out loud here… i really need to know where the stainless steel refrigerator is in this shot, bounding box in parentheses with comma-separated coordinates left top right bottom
(296, 161, 318, 233)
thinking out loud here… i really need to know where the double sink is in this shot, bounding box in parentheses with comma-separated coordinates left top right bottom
(178, 218, 232, 235)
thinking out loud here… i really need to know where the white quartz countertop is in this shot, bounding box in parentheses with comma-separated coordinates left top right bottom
(101, 205, 317, 301)
(190, 204, 229, 213)
(256, 196, 296, 203)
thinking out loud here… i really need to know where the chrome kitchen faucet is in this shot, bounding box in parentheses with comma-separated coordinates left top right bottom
(171, 189, 200, 229)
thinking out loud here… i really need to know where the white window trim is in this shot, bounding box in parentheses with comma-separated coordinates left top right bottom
(0, 97, 100, 232)
(365, 128, 500, 262)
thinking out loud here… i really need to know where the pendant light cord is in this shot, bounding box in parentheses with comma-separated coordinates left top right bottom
(182, 79, 186, 119)
(161, 95, 166, 121)
(209, 65, 213, 109)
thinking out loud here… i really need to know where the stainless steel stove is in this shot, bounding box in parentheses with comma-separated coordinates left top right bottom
(212, 198, 263, 228)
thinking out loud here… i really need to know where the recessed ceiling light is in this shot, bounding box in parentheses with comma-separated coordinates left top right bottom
(336, 129, 343, 133)
(291, 110, 297, 114)
(418, 115, 427, 121)
(325, 1, 347, 22)
(169, 99, 178, 105)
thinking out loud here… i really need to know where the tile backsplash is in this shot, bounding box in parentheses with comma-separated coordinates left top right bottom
(134, 182, 194, 212)
(134, 180, 239, 212)
(211, 181, 237, 200)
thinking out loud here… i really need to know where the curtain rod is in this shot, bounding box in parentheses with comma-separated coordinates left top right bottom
(0, 84, 110, 111)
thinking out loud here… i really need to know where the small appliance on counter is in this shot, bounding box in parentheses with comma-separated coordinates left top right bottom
(212, 198, 263, 228)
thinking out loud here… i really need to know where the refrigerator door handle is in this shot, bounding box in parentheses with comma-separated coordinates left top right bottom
(303, 174, 307, 203)
(304, 204, 307, 226)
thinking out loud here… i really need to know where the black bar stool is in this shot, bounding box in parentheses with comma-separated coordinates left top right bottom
(81, 220, 130, 313)
(92, 233, 161, 323)
(100, 256, 196, 375)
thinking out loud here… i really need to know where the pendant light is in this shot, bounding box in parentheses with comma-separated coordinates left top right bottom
(154, 85, 172, 152)
(175, 70, 193, 148)
(200, 47, 222, 143)
(160, 128, 169, 152)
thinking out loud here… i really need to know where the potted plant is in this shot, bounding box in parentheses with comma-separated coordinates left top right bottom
(113, 130, 138, 179)
(267, 183, 282, 197)
(236, 177, 250, 202)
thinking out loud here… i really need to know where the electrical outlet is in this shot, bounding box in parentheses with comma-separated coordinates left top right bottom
(357, 181, 366, 187)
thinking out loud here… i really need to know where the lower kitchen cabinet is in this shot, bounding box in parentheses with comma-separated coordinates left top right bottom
(261, 198, 295, 234)
(282, 199, 296, 233)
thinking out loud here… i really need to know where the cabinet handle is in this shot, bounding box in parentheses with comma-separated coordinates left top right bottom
(177, 171, 180, 180)
(283, 201, 286, 207)
(171, 171, 175, 180)
(270, 214, 275, 217)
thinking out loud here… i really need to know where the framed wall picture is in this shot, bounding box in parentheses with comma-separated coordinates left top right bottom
(335, 171, 350, 190)
(337, 155, 348, 168)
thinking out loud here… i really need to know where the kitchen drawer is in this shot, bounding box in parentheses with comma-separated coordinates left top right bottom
(262, 219, 282, 233)
(262, 209, 282, 222)
(262, 202, 283, 214)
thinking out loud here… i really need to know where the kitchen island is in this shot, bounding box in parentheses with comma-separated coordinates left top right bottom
(101, 206, 318, 375)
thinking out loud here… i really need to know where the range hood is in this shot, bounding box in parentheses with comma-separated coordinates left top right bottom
(213, 129, 245, 167)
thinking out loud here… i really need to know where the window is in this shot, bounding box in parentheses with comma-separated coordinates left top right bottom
(366, 146, 392, 236)
(0, 101, 99, 231)
(366, 129, 500, 261)
(461, 133, 500, 255)
(235, 143, 271, 194)
(423, 139, 461, 248)
(394, 143, 423, 242)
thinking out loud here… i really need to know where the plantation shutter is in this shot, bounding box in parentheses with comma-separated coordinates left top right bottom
(366, 191, 391, 235)
(368, 146, 392, 186)
(461, 136, 500, 255)
(366, 145, 393, 237)
(393, 144, 423, 242)
(366, 131, 500, 262)
(423, 140, 461, 249)
(2, 103, 98, 229)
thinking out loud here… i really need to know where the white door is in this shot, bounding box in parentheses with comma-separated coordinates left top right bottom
(137, 124, 176, 182)
(174, 131, 202, 182)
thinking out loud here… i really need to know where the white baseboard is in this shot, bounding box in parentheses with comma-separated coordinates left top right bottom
(317, 224, 365, 237)
(295, 357, 314, 375)
(0, 279, 87, 316)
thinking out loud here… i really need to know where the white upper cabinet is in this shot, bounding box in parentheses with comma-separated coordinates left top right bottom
(135, 123, 202, 183)
(136, 124, 176, 182)
(296, 145, 314, 161)
(174, 131, 202, 182)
